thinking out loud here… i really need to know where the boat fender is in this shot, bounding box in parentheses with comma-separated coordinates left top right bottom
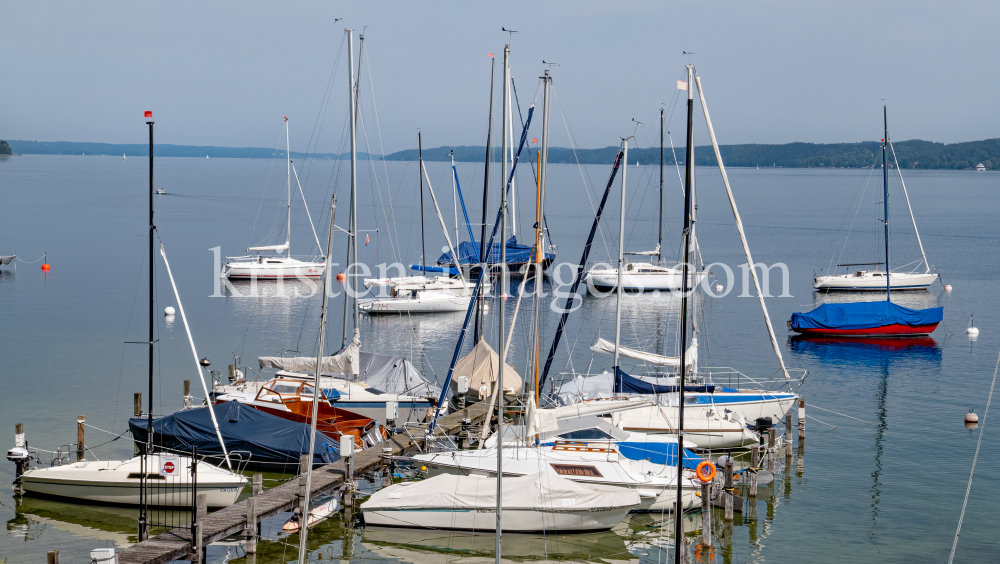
(695, 460, 716, 483)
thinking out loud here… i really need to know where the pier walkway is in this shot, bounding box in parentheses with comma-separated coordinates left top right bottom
(117, 402, 490, 564)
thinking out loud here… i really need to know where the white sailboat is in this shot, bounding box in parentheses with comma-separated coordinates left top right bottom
(222, 117, 325, 280)
(814, 136, 938, 291)
(10, 119, 245, 515)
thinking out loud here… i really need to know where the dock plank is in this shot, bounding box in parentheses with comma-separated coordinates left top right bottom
(116, 402, 489, 564)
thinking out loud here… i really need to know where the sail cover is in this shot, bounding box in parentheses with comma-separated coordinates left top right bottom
(789, 301, 943, 331)
(437, 236, 554, 266)
(590, 337, 697, 369)
(362, 472, 639, 511)
(614, 367, 715, 394)
(259, 331, 360, 375)
(0, 256, 14, 265)
(129, 402, 340, 466)
(247, 241, 290, 252)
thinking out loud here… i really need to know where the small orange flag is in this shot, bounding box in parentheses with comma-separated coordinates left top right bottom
(365, 234, 370, 246)
(144, 111, 152, 118)
(488, 52, 494, 58)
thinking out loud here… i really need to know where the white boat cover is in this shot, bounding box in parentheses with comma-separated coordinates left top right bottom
(452, 338, 523, 397)
(555, 372, 685, 406)
(0, 256, 14, 265)
(247, 242, 290, 252)
(526, 398, 651, 436)
(362, 472, 639, 511)
(259, 330, 361, 375)
(590, 337, 697, 370)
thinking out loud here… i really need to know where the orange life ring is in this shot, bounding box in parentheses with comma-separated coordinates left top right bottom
(695, 460, 716, 483)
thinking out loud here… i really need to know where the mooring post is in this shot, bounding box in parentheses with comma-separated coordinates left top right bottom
(183, 380, 191, 408)
(47, 550, 59, 564)
(299, 454, 310, 516)
(798, 398, 805, 443)
(194, 493, 207, 562)
(76, 416, 85, 461)
(724, 458, 734, 521)
(245, 496, 257, 554)
(134, 393, 142, 416)
(749, 445, 759, 497)
(382, 447, 393, 488)
(767, 428, 776, 474)
(785, 412, 793, 457)
(797, 439, 804, 477)
(701, 482, 711, 548)
(252, 473, 262, 496)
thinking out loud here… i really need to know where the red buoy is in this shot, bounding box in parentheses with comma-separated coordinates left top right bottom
(41, 263, 50, 272)
(336, 272, 346, 281)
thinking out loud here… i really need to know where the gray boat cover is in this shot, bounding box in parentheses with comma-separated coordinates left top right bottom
(0, 256, 14, 266)
(361, 472, 639, 511)
(259, 330, 360, 375)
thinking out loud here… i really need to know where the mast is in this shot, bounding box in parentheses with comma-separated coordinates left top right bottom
(883, 105, 890, 302)
(536, 68, 551, 400)
(419, 133, 426, 274)
(508, 56, 516, 239)
(495, 85, 508, 564)
(476, 56, 496, 344)
(501, 45, 510, 256)
(451, 151, 459, 247)
(659, 108, 664, 266)
(286, 117, 292, 258)
(674, 64, 695, 564)
(348, 29, 359, 335)
(297, 194, 337, 564)
(141, 112, 154, 542)
(614, 138, 628, 372)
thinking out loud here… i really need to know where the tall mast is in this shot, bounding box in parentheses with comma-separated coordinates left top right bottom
(348, 29, 359, 334)
(883, 105, 890, 302)
(508, 57, 516, 239)
(297, 194, 337, 564)
(674, 64, 695, 564)
(286, 117, 292, 258)
(495, 87, 508, 564)
(658, 108, 664, 266)
(451, 151, 459, 246)
(501, 45, 510, 253)
(419, 133, 426, 274)
(141, 112, 154, 542)
(614, 138, 628, 372)
(476, 56, 496, 344)
(537, 69, 551, 398)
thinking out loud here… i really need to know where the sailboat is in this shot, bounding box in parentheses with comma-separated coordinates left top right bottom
(789, 107, 943, 337)
(222, 117, 326, 280)
(583, 109, 705, 293)
(10, 115, 246, 516)
(813, 121, 938, 291)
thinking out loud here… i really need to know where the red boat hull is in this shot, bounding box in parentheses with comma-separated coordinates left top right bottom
(791, 323, 939, 338)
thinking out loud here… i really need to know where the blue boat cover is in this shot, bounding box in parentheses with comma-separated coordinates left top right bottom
(129, 403, 340, 466)
(617, 441, 703, 470)
(436, 236, 555, 266)
(789, 300, 943, 331)
(614, 367, 715, 395)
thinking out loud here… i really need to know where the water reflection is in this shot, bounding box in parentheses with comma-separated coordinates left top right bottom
(6, 495, 137, 547)
(788, 335, 941, 366)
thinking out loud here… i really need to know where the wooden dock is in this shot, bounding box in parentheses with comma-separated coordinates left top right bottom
(117, 402, 490, 564)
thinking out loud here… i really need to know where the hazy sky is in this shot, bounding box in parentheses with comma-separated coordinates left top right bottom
(3, 1, 997, 153)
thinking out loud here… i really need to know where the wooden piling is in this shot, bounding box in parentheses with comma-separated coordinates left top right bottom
(749, 445, 759, 497)
(134, 393, 142, 416)
(192, 493, 207, 562)
(724, 459, 734, 521)
(785, 412, 793, 456)
(252, 473, 262, 496)
(76, 416, 85, 461)
(767, 429, 776, 474)
(47, 550, 59, 564)
(798, 398, 805, 443)
(245, 497, 257, 554)
(700, 482, 711, 548)
(183, 380, 191, 408)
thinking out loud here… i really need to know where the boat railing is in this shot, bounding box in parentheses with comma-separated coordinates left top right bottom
(400, 421, 458, 453)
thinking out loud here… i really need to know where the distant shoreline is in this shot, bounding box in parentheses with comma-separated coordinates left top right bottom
(3, 139, 997, 170)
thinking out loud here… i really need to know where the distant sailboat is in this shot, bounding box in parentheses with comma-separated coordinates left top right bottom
(123, 154, 126, 161)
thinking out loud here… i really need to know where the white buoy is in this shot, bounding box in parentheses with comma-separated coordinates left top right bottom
(164, 305, 176, 316)
(965, 314, 979, 336)
(715, 284, 724, 292)
(965, 409, 979, 423)
(944, 284, 953, 291)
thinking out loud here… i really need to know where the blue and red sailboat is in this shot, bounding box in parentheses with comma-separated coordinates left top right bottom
(789, 107, 942, 338)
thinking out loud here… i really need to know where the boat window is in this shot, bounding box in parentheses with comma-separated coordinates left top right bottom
(271, 384, 300, 395)
(550, 463, 603, 477)
(267, 260, 283, 264)
(127, 473, 166, 480)
(301, 385, 315, 396)
(685, 396, 699, 403)
(559, 429, 613, 440)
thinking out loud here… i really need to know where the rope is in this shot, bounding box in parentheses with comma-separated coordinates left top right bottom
(16, 254, 45, 264)
(805, 403, 874, 425)
(947, 351, 1000, 564)
(805, 414, 838, 429)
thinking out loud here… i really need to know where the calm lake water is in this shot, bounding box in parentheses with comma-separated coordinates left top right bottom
(1, 154, 998, 563)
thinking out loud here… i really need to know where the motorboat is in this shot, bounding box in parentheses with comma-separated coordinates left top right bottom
(17, 455, 246, 508)
(360, 290, 470, 314)
(361, 472, 639, 532)
(222, 117, 324, 280)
